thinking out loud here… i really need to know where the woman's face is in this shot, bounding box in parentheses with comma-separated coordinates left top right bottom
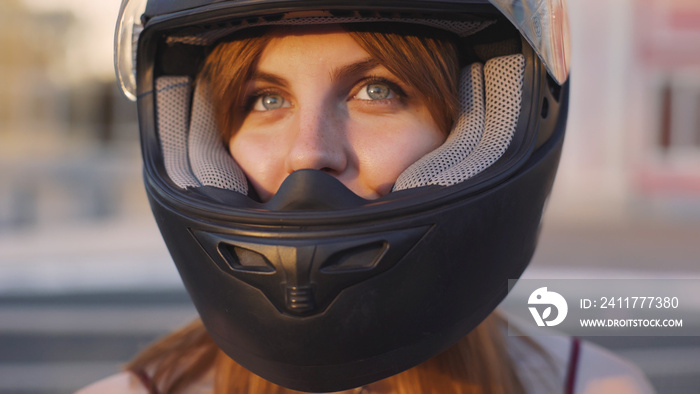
(228, 26, 446, 201)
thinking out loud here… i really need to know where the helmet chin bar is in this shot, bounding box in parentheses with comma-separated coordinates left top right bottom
(193, 217, 430, 316)
(193, 170, 427, 317)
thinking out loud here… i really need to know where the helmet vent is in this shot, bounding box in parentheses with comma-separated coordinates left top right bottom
(220, 244, 276, 274)
(541, 97, 549, 119)
(192, 226, 430, 316)
(286, 286, 315, 313)
(321, 242, 388, 273)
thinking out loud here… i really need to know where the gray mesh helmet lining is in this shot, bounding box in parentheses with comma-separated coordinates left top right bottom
(394, 54, 525, 190)
(188, 82, 249, 193)
(155, 77, 200, 188)
(392, 62, 485, 190)
(156, 77, 248, 193)
(154, 54, 525, 195)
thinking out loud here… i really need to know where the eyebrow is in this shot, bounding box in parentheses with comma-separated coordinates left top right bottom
(249, 71, 288, 87)
(249, 57, 383, 87)
(330, 57, 382, 82)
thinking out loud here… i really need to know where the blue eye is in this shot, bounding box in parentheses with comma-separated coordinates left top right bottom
(253, 93, 289, 111)
(355, 83, 395, 101)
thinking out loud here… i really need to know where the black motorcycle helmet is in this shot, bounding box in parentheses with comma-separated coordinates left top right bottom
(115, 0, 570, 391)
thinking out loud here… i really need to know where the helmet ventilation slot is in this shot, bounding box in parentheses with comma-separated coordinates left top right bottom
(546, 72, 562, 102)
(541, 97, 549, 119)
(219, 244, 276, 274)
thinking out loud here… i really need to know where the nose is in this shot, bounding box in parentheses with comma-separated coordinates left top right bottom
(284, 104, 347, 175)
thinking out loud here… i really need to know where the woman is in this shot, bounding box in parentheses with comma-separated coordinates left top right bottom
(81, 0, 653, 392)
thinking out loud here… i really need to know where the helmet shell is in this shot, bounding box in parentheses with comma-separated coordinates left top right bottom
(128, 0, 570, 391)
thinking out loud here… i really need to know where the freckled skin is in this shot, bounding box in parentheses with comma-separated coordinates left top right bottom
(228, 26, 445, 201)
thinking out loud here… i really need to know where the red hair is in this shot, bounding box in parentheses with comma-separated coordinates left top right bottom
(198, 24, 460, 143)
(126, 315, 525, 393)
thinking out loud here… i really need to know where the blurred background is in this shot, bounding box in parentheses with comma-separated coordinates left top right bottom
(0, 0, 699, 392)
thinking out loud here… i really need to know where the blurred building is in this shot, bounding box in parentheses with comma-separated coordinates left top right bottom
(0, 0, 141, 232)
(549, 0, 700, 224)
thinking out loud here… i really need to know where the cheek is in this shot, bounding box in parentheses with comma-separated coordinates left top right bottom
(351, 114, 445, 194)
(229, 131, 285, 200)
